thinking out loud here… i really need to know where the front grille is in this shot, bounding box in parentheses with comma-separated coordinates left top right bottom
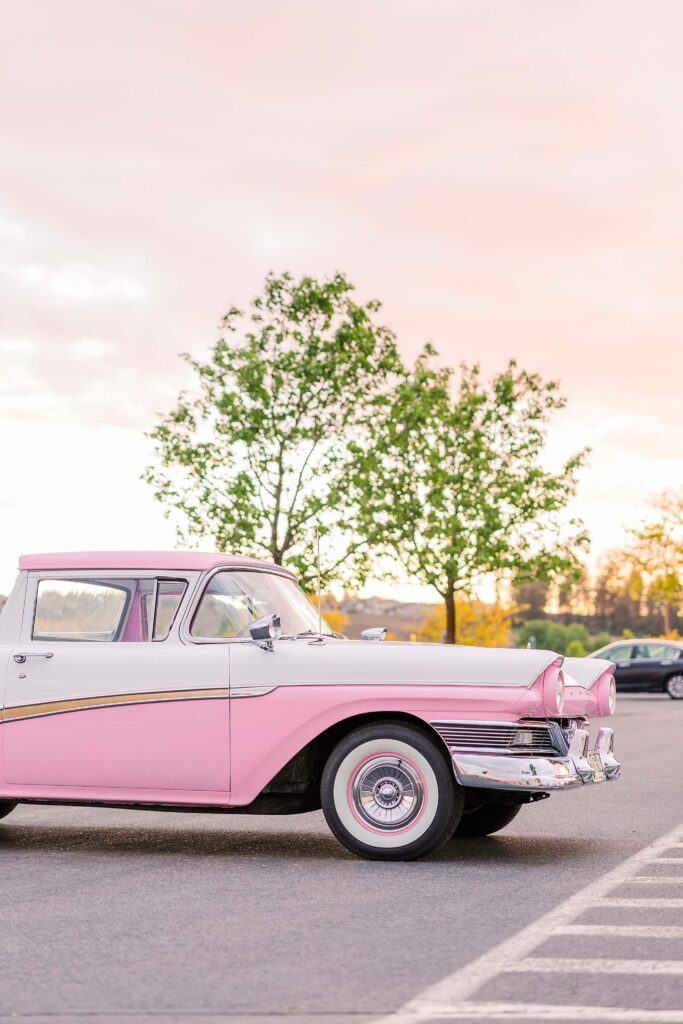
(431, 721, 558, 755)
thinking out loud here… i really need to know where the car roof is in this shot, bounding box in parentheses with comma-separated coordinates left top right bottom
(19, 551, 296, 576)
(592, 638, 683, 656)
(600, 638, 682, 646)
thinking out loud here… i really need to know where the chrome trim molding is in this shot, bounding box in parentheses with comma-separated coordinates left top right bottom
(229, 686, 278, 698)
(1, 688, 230, 723)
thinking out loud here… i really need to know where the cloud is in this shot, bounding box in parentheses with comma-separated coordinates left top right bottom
(0, 0, 682, 589)
(14, 262, 147, 303)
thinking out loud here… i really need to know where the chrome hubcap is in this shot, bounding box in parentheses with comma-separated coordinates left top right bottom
(351, 756, 424, 831)
(668, 675, 683, 698)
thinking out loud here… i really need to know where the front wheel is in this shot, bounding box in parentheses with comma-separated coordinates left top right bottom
(665, 674, 683, 700)
(321, 723, 464, 860)
(0, 801, 18, 821)
(452, 796, 522, 838)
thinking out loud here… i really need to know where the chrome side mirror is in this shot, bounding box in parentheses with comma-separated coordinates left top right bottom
(249, 612, 282, 652)
(361, 627, 387, 642)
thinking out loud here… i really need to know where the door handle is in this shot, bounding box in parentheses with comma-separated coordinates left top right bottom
(13, 652, 54, 664)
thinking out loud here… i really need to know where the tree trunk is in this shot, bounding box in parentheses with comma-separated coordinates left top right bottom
(444, 585, 456, 644)
(662, 600, 671, 636)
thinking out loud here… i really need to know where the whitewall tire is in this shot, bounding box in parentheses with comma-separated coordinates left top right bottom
(321, 722, 464, 860)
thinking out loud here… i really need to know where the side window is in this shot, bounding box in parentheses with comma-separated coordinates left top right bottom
(143, 580, 188, 641)
(642, 643, 676, 660)
(33, 580, 129, 642)
(606, 644, 633, 663)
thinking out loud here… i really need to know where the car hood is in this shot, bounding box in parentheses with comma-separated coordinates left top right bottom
(563, 656, 615, 690)
(257, 638, 561, 689)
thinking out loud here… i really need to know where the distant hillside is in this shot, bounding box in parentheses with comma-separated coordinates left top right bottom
(340, 596, 438, 640)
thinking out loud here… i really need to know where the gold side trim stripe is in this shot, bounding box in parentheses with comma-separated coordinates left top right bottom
(1, 688, 230, 723)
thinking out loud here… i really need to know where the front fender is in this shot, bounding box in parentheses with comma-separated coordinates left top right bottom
(228, 683, 528, 805)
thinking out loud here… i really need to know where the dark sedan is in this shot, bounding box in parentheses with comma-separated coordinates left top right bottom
(591, 640, 683, 699)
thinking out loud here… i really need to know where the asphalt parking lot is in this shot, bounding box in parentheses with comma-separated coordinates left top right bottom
(1, 693, 682, 1023)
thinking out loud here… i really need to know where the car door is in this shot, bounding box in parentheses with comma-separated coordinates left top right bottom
(3, 572, 231, 795)
(632, 643, 682, 692)
(605, 643, 639, 690)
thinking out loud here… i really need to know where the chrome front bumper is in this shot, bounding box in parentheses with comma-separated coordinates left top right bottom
(450, 726, 621, 793)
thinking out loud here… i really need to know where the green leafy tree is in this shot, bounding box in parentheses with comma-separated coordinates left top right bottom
(352, 351, 588, 643)
(144, 272, 403, 587)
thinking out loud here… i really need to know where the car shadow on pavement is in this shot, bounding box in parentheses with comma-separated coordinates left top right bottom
(0, 818, 600, 866)
(0, 820, 350, 860)
(432, 833, 603, 865)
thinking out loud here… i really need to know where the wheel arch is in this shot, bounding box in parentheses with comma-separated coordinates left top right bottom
(252, 710, 449, 810)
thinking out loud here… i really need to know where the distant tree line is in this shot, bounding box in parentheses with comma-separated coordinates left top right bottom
(513, 491, 683, 639)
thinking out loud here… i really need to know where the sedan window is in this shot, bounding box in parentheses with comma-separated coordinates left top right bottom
(605, 644, 634, 663)
(640, 643, 680, 660)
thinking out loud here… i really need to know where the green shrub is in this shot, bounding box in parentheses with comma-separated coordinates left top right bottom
(591, 631, 612, 652)
(565, 639, 586, 658)
(566, 622, 589, 647)
(517, 620, 594, 655)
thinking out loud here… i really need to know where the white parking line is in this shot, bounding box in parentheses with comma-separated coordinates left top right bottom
(594, 897, 683, 907)
(505, 957, 683, 975)
(417, 1004, 683, 1021)
(374, 821, 683, 1024)
(558, 924, 683, 937)
(628, 876, 683, 883)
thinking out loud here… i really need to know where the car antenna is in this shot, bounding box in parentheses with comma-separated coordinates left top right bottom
(309, 528, 324, 645)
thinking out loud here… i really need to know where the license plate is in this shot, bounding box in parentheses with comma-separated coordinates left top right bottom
(588, 751, 606, 783)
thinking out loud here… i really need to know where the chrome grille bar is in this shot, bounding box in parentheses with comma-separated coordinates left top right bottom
(431, 720, 559, 755)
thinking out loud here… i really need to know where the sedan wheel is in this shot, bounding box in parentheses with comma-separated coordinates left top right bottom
(321, 723, 464, 860)
(666, 674, 683, 699)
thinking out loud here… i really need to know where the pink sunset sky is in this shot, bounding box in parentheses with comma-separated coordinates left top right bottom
(1, 0, 682, 598)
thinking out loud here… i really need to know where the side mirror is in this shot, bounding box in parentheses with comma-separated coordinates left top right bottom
(249, 612, 282, 651)
(361, 627, 387, 642)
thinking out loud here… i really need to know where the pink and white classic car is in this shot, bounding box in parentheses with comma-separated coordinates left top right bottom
(0, 552, 620, 860)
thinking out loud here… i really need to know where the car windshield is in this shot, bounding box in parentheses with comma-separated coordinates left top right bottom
(191, 569, 336, 639)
